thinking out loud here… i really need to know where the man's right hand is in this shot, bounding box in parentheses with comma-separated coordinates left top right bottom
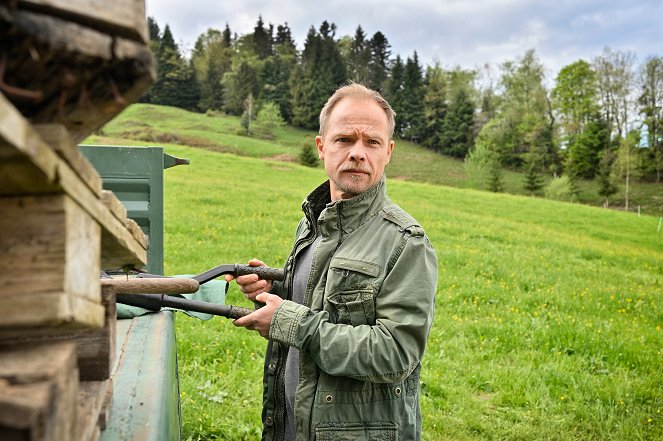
(224, 259, 274, 302)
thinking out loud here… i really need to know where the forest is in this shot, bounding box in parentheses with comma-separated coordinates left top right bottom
(141, 16, 663, 202)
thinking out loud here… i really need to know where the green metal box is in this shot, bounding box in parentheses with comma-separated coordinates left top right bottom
(79, 145, 188, 274)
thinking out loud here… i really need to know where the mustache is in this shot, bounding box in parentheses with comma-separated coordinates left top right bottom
(339, 164, 371, 174)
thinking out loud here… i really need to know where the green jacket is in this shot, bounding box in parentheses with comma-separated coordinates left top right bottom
(264, 177, 438, 441)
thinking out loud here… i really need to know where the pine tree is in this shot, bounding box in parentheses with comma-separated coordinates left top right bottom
(368, 31, 390, 91)
(401, 53, 425, 142)
(597, 149, 618, 206)
(385, 56, 405, 136)
(523, 154, 544, 195)
(439, 88, 475, 158)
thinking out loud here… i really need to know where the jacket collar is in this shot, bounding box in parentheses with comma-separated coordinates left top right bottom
(303, 176, 389, 238)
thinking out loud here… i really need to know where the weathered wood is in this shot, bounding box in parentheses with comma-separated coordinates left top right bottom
(0, 286, 117, 381)
(0, 194, 104, 331)
(77, 379, 112, 441)
(0, 7, 156, 143)
(0, 94, 148, 269)
(34, 123, 103, 197)
(125, 217, 148, 249)
(101, 277, 199, 294)
(0, 342, 79, 441)
(101, 189, 128, 223)
(16, 0, 149, 44)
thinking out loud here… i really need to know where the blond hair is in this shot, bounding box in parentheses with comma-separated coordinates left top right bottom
(319, 83, 396, 138)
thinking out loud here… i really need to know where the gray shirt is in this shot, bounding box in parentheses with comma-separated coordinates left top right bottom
(284, 234, 322, 441)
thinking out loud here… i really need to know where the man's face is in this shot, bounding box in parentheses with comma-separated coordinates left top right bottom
(316, 98, 394, 201)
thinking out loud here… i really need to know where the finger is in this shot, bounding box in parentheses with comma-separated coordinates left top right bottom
(239, 279, 269, 295)
(224, 274, 235, 282)
(247, 259, 266, 267)
(235, 273, 259, 286)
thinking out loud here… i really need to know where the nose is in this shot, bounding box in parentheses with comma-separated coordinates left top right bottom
(348, 141, 366, 162)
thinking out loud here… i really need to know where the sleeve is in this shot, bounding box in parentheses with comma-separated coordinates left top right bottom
(269, 233, 438, 383)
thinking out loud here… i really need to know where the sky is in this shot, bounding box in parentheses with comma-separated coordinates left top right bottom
(145, 0, 662, 80)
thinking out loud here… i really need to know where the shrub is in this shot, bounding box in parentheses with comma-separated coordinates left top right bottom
(299, 143, 319, 167)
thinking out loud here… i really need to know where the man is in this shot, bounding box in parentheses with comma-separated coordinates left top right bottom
(227, 83, 438, 441)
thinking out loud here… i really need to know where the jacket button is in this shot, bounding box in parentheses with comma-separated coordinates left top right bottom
(265, 416, 273, 426)
(325, 394, 334, 403)
(268, 363, 276, 372)
(394, 387, 402, 396)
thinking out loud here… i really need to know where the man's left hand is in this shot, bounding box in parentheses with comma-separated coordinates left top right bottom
(233, 292, 283, 339)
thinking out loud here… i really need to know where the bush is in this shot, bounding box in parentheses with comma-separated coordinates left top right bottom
(545, 175, 577, 202)
(299, 143, 319, 168)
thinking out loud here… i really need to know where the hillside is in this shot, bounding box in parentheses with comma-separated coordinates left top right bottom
(140, 143, 662, 440)
(87, 103, 663, 217)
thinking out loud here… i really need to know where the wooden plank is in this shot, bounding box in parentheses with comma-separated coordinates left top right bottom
(16, 0, 149, 44)
(0, 286, 117, 380)
(0, 342, 79, 441)
(0, 94, 148, 269)
(125, 218, 148, 250)
(34, 124, 103, 197)
(0, 194, 104, 332)
(0, 8, 155, 143)
(101, 190, 128, 223)
(77, 379, 112, 441)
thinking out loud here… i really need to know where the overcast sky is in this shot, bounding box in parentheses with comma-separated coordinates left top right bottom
(145, 0, 662, 80)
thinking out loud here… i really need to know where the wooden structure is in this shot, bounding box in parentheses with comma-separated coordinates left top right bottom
(0, 0, 155, 439)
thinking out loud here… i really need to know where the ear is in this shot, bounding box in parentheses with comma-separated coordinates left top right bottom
(315, 136, 324, 160)
(385, 140, 395, 164)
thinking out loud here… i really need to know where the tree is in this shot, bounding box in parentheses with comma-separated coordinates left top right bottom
(552, 60, 600, 136)
(638, 56, 663, 182)
(422, 63, 447, 151)
(466, 119, 505, 192)
(252, 16, 273, 60)
(290, 22, 347, 129)
(400, 52, 425, 141)
(439, 87, 475, 158)
(260, 23, 297, 123)
(346, 26, 371, 85)
(593, 47, 637, 141)
(384, 56, 405, 135)
(299, 143, 320, 167)
(479, 50, 552, 170)
(149, 25, 200, 110)
(614, 130, 640, 210)
(191, 27, 233, 111)
(368, 31, 391, 91)
(252, 101, 285, 139)
(496, 49, 552, 168)
(523, 153, 545, 195)
(241, 93, 255, 135)
(596, 149, 618, 206)
(222, 61, 258, 115)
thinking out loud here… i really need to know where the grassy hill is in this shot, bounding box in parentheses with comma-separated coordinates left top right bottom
(87, 103, 663, 217)
(83, 105, 663, 440)
(155, 146, 660, 440)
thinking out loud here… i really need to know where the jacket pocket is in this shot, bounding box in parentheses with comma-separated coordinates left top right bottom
(327, 289, 375, 326)
(315, 422, 398, 441)
(325, 257, 381, 326)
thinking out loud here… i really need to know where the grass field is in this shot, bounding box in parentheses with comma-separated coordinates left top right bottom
(140, 143, 663, 441)
(84, 104, 663, 439)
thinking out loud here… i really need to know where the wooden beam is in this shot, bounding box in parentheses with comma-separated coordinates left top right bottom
(0, 94, 147, 269)
(16, 0, 149, 44)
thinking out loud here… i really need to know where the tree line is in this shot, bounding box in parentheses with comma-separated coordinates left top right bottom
(141, 16, 662, 203)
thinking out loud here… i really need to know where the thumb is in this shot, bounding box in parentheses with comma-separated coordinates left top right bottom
(255, 292, 269, 303)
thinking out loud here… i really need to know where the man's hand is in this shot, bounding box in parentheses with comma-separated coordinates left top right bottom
(225, 259, 274, 302)
(233, 293, 282, 339)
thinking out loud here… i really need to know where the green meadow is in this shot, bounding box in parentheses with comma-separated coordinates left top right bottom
(87, 105, 663, 440)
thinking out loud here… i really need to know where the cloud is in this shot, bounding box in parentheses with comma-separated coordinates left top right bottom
(145, 0, 663, 77)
